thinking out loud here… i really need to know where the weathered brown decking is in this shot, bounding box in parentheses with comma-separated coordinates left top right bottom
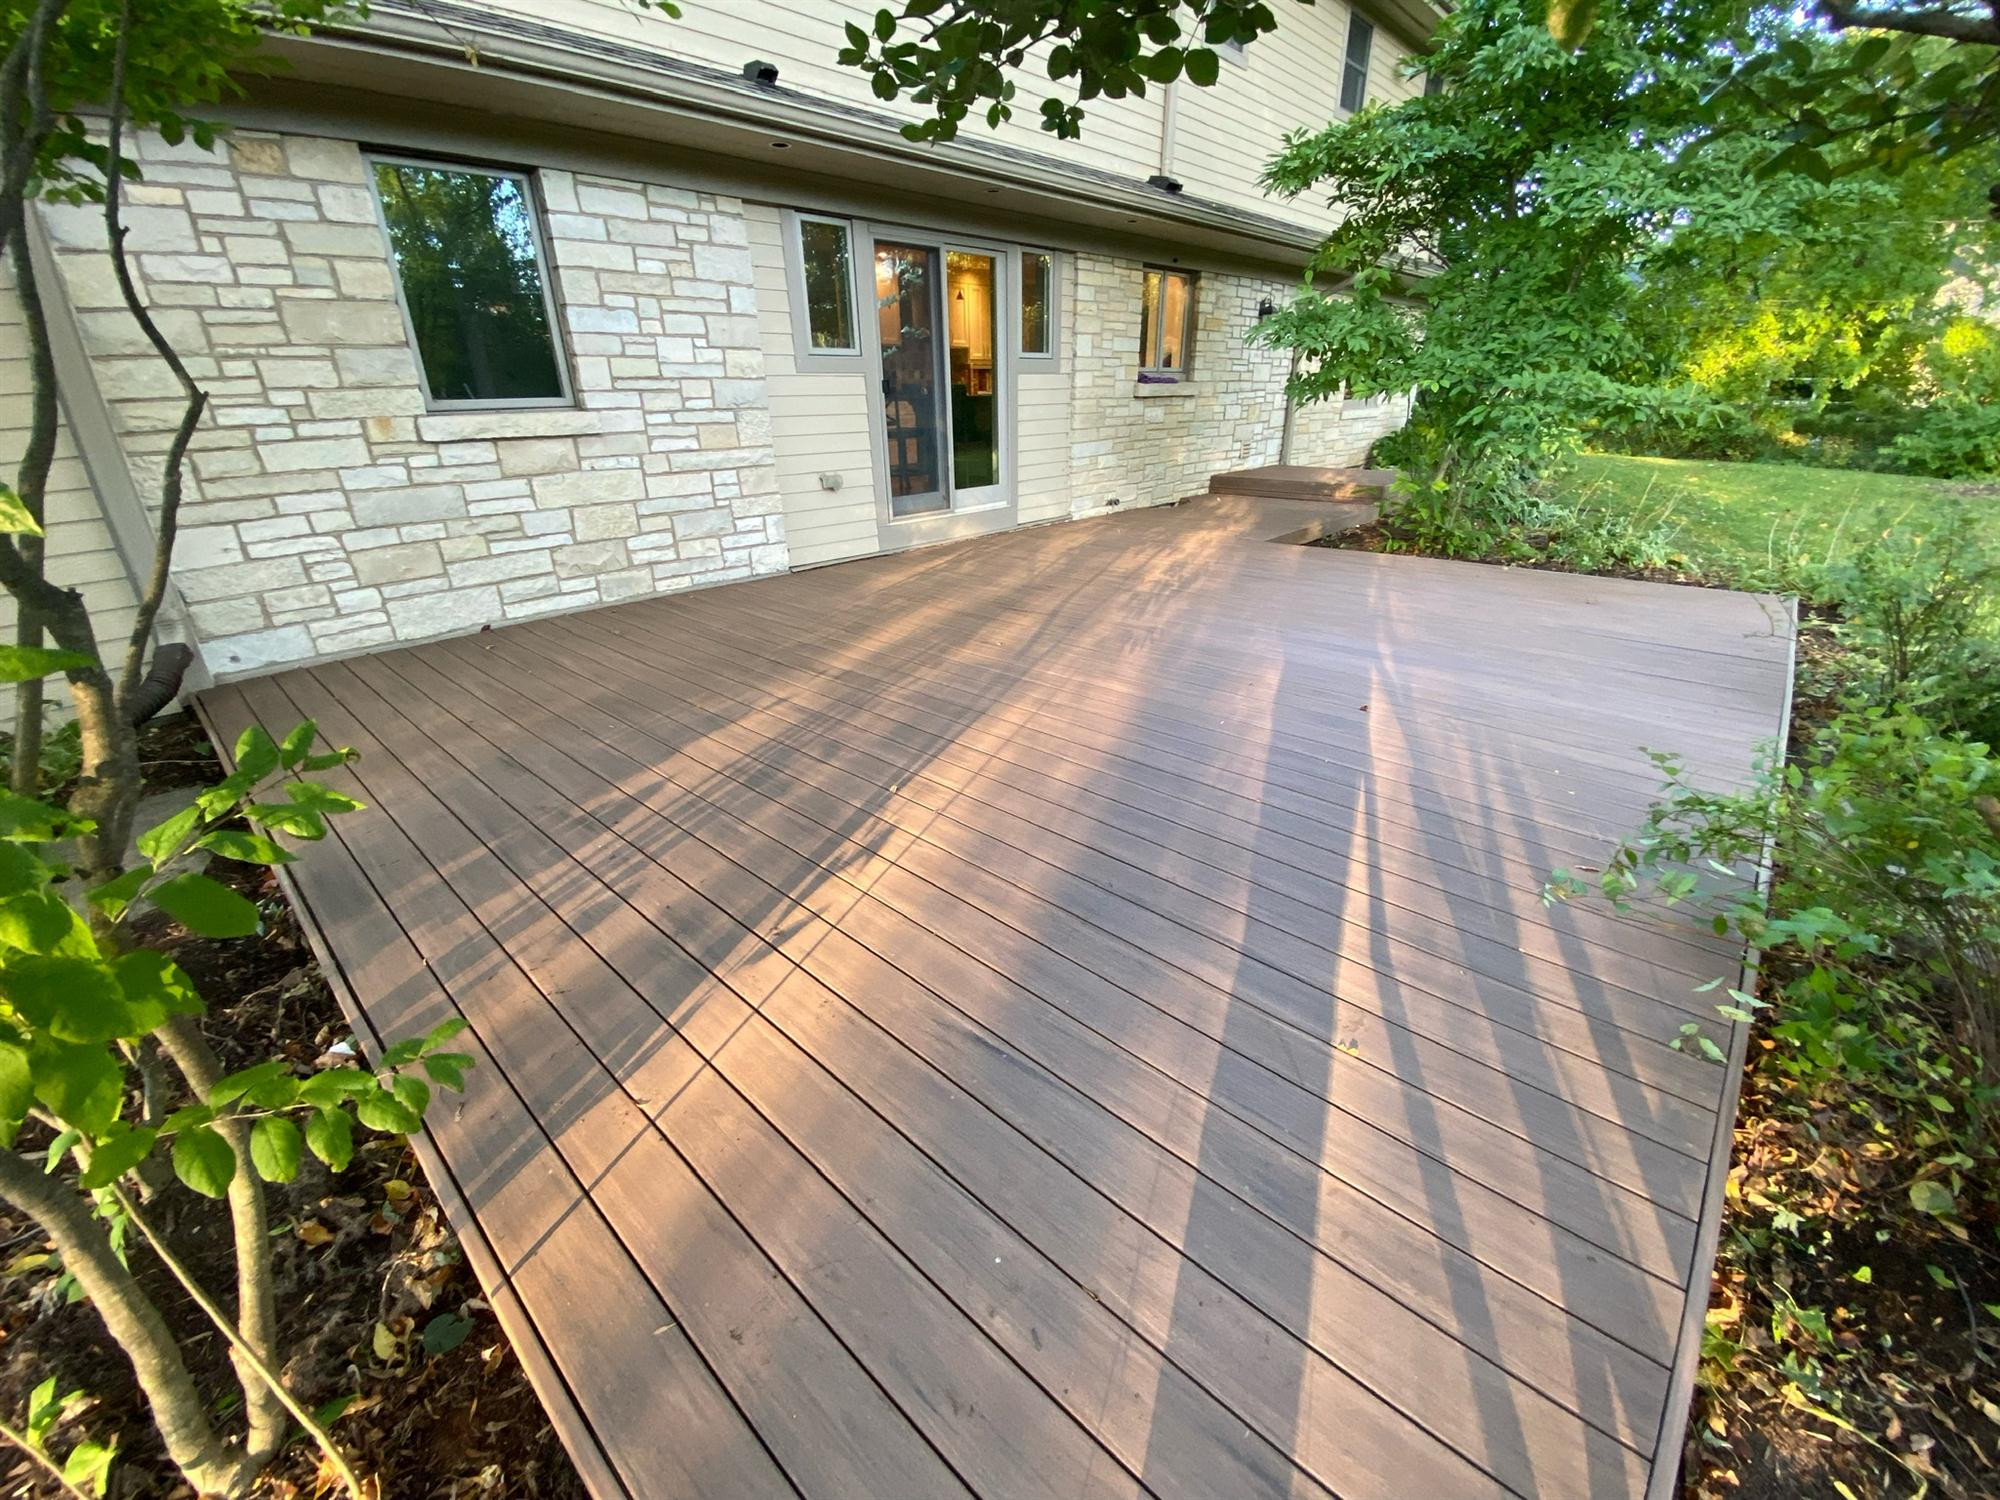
(200, 495, 1794, 1500)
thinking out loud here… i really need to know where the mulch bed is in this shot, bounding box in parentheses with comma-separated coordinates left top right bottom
(0, 712, 582, 1500)
(1309, 514, 1746, 588)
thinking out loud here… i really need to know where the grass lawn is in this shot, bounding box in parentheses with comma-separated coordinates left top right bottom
(1562, 453, 1998, 577)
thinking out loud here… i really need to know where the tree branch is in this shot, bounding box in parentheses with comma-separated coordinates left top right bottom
(1817, 1, 2000, 44)
(101, 0, 206, 715)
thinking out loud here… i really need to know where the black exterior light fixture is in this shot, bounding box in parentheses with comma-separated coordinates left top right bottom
(1146, 173, 1183, 193)
(743, 59, 780, 84)
(1257, 297, 1276, 321)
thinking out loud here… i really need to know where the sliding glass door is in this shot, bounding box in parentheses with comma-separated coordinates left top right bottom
(874, 236, 1004, 518)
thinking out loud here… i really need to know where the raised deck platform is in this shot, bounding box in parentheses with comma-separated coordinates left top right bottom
(201, 495, 1794, 1500)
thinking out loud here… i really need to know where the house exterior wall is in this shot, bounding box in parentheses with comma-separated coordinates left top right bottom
(0, 261, 141, 703)
(417, 0, 1428, 236)
(34, 127, 783, 679)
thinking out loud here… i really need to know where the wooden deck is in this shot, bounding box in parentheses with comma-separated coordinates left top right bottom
(199, 495, 1795, 1500)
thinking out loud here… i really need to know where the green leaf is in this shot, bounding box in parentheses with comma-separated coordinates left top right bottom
(0, 891, 92, 956)
(0, 647, 96, 683)
(423, 1016, 469, 1050)
(421, 1310, 475, 1357)
(78, 1123, 158, 1190)
(85, 867, 151, 920)
(4, 956, 137, 1043)
(305, 1106, 353, 1172)
(1909, 1179, 1957, 1218)
(113, 951, 204, 1024)
(61, 1437, 114, 1496)
(279, 720, 318, 770)
(208, 1058, 293, 1108)
(285, 782, 363, 816)
(0, 484, 44, 537)
(297, 1067, 374, 1109)
(0, 841, 50, 899)
(172, 1124, 236, 1198)
(249, 1116, 301, 1183)
(136, 803, 201, 865)
(150, 873, 261, 938)
(232, 725, 281, 782)
(421, 1051, 472, 1092)
(43, 1128, 78, 1172)
(1182, 46, 1218, 88)
(355, 1085, 421, 1136)
(32, 1041, 123, 1135)
(0, 1040, 32, 1146)
(242, 802, 328, 841)
(0, 794, 87, 843)
(194, 830, 294, 865)
(390, 1072, 430, 1120)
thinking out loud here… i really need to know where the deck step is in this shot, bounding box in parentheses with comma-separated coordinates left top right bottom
(1209, 464, 1395, 502)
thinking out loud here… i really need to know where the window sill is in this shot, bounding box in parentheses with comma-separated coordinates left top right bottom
(414, 408, 598, 443)
(1133, 380, 1199, 399)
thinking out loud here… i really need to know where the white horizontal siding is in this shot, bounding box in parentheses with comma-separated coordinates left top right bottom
(457, 1, 1166, 187)
(1172, 1, 1423, 233)
(0, 262, 137, 731)
(748, 202, 881, 567)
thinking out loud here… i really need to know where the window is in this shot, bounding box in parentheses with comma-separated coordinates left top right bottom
(799, 214, 857, 352)
(1216, 37, 1247, 65)
(1139, 268, 1195, 379)
(1340, 13, 1374, 113)
(370, 157, 569, 408)
(1021, 251, 1054, 356)
(1425, 68, 1444, 97)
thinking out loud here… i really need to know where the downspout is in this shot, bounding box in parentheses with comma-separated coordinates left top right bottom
(1158, 80, 1180, 180)
(25, 207, 209, 714)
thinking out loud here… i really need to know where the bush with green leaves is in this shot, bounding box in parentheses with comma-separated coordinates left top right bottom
(1551, 707, 1999, 1225)
(0, 710, 465, 1498)
(1885, 398, 2000, 479)
(1818, 516, 2000, 746)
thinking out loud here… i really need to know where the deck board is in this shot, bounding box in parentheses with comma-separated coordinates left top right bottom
(200, 495, 1792, 1500)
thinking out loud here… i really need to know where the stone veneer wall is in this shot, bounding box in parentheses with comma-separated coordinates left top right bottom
(1068, 253, 1294, 511)
(38, 127, 784, 677)
(1066, 253, 1412, 512)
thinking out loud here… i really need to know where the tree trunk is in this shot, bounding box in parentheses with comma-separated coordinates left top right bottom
(157, 1017, 287, 1467)
(0, 1149, 248, 1496)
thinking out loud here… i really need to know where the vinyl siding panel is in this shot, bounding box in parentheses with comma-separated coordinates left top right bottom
(749, 203, 881, 568)
(0, 261, 138, 730)
(1171, 1, 1424, 233)
(453, 1, 1167, 187)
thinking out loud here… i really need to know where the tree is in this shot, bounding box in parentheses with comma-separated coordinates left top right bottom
(0, 5, 460, 1494)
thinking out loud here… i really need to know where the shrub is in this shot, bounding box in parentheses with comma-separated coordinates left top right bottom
(1551, 708, 2000, 1219)
(1817, 516, 2000, 746)
(1885, 398, 2000, 478)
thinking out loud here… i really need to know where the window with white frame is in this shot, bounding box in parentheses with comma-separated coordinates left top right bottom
(1216, 37, 1247, 64)
(369, 156, 570, 408)
(1021, 251, 1055, 357)
(797, 213, 858, 352)
(1139, 268, 1195, 379)
(1340, 13, 1374, 113)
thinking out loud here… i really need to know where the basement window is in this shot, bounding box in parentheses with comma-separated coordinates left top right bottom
(369, 155, 571, 409)
(1139, 268, 1195, 380)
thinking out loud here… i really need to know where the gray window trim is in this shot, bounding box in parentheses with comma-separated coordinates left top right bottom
(1216, 38, 1248, 65)
(1016, 248, 1059, 362)
(1340, 13, 1375, 114)
(781, 208, 868, 373)
(1139, 266, 1197, 380)
(365, 150, 576, 413)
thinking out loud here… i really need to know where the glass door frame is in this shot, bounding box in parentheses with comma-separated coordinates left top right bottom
(859, 221, 1015, 542)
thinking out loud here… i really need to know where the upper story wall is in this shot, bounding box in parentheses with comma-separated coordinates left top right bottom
(401, 0, 1430, 239)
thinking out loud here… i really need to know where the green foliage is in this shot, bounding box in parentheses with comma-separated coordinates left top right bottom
(1552, 708, 2000, 1203)
(834, 0, 1284, 142)
(1885, 398, 2000, 478)
(0, 721, 469, 1197)
(1819, 516, 2000, 744)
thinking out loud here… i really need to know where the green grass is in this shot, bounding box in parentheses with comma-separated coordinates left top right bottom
(1560, 453, 1997, 578)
